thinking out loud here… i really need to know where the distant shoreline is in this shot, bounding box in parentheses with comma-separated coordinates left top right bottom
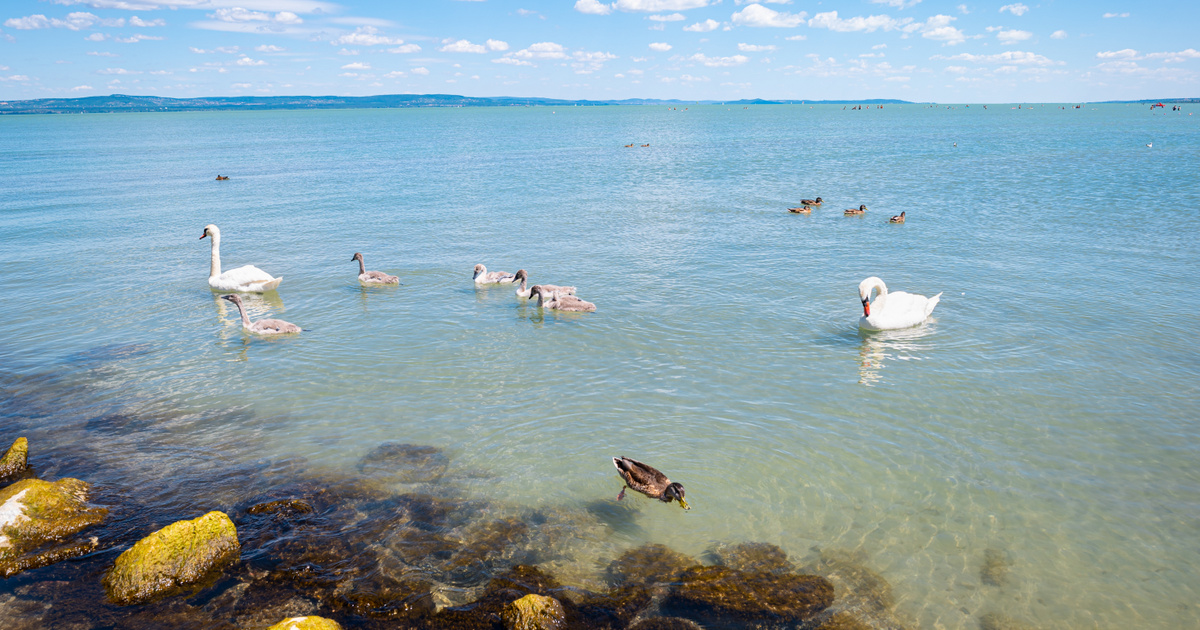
(2, 93, 1196, 115)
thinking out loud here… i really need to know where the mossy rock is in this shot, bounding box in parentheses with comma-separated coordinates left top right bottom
(358, 443, 449, 483)
(104, 510, 240, 605)
(628, 617, 704, 630)
(980, 548, 1010, 587)
(0, 437, 28, 480)
(607, 543, 696, 587)
(500, 594, 565, 630)
(266, 616, 344, 630)
(662, 565, 834, 625)
(709, 542, 794, 574)
(246, 499, 314, 516)
(811, 611, 873, 630)
(0, 477, 107, 577)
(979, 612, 1036, 630)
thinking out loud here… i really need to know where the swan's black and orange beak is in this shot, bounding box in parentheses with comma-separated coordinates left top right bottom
(200, 231, 207, 240)
(861, 297, 871, 317)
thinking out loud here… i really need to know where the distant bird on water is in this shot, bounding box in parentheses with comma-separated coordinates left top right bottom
(473, 264, 516, 285)
(221, 294, 300, 335)
(799, 196, 823, 207)
(788, 205, 812, 214)
(215, 175, 229, 180)
(613, 456, 689, 510)
(889, 211, 906, 224)
(530, 285, 595, 312)
(351, 252, 399, 285)
(844, 204, 867, 216)
(1146, 142, 1153, 148)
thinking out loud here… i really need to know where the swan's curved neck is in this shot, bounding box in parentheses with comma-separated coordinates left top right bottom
(870, 281, 888, 311)
(208, 232, 222, 279)
(517, 277, 527, 292)
(356, 257, 366, 275)
(230, 299, 251, 328)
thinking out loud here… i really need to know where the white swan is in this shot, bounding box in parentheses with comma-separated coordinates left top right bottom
(858, 276, 941, 331)
(221, 294, 300, 335)
(200, 224, 282, 292)
(473, 264, 516, 285)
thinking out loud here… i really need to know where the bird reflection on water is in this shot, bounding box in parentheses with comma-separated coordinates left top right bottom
(857, 325, 936, 386)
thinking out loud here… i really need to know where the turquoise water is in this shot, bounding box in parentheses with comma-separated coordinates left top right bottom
(1, 104, 1198, 628)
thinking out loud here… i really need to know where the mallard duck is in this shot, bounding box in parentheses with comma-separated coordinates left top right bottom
(215, 175, 229, 180)
(787, 205, 812, 214)
(624, 143, 635, 148)
(513, 269, 575, 299)
(799, 196, 823, 207)
(351, 252, 399, 285)
(640, 144, 650, 147)
(844, 204, 867, 216)
(473, 264, 516, 285)
(221, 294, 300, 335)
(889, 211, 906, 224)
(613, 457, 689, 509)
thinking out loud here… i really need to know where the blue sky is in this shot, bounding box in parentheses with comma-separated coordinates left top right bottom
(1, 1, 1196, 102)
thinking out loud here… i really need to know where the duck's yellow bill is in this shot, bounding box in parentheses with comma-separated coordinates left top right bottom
(678, 498, 691, 510)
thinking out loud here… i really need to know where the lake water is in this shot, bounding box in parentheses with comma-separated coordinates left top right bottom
(1, 103, 1197, 628)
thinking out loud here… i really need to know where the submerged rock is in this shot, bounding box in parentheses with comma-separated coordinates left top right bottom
(800, 549, 912, 630)
(104, 510, 240, 605)
(266, 616, 344, 630)
(0, 477, 107, 578)
(708, 542, 795, 574)
(358, 442, 449, 484)
(980, 548, 1010, 587)
(246, 499, 314, 516)
(0, 437, 29, 480)
(501, 594, 566, 630)
(628, 617, 703, 630)
(978, 611, 1035, 630)
(607, 544, 696, 587)
(661, 565, 834, 625)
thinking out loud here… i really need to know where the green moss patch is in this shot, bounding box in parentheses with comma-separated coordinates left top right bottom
(103, 510, 240, 605)
(0, 477, 107, 578)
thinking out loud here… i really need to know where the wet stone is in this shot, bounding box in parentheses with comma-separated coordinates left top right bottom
(358, 443, 450, 484)
(104, 510, 241, 605)
(246, 499, 315, 516)
(266, 616, 344, 630)
(0, 477, 107, 578)
(661, 565, 834, 626)
(708, 542, 794, 574)
(501, 594, 566, 630)
(628, 617, 704, 630)
(0, 437, 29, 481)
(811, 611, 873, 630)
(607, 544, 697, 588)
(800, 549, 911, 630)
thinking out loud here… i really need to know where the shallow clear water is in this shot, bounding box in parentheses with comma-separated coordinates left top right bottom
(1, 103, 1198, 628)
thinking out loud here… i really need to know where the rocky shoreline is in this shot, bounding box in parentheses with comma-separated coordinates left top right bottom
(0, 434, 938, 630)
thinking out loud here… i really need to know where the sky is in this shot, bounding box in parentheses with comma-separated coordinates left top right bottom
(1, 0, 1197, 103)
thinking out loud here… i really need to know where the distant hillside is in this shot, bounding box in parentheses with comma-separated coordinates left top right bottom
(0, 93, 913, 115)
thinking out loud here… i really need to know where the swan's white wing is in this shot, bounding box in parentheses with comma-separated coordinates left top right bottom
(211, 265, 281, 292)
(863, 290, 938, 330)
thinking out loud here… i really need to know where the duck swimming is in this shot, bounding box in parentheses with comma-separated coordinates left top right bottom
(787, 205, 812, 214)
(613, 456, 689, 510)
(215, 175, 229, 180)
(844, 204, 867, 216)
(889, 211, 906, 224)
(351, 252, 399, 285)
(799, 196, 823, 207)
(473, 264, 516, 285)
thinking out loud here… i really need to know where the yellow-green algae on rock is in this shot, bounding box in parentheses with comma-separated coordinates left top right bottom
(500, 593, 566, 630)
(104, 510, 240, 605)
(0, 477, 107, 577)
(265, 616, 344, 630)
(0, 437, 29, 480)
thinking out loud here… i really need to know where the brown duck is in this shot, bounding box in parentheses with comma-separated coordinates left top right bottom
(844, 204, 867, 216)
(613, 456, 689, 510)
(889, 211, 906, 223)
(798, 196, 823, 207)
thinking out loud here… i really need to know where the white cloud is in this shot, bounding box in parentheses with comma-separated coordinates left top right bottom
(1095, 49, 1139, 60)
(71, 84, 93, 91)
(649, 42, 672, 51)
(615, 0, 710, 11)
(383, 70, 406, 78)
(256, 44, 285, 52)
(873, 43, 888, 49)
(115, 34, 162, 42)
(47, 0, 337, 10)
(572, 50, 617, 73)
(333, 26, 404, 46)
(996, 29, 1032, 44)
(738, 43, 776, 51)
(807, 11, 907, 32)
(684, 18, 720, 32)
(97, 67, 139, 74)
(1050, 30, 1067, 39)
(388, 43, 421, 53)
(575, 0, 614, 15)
(732, 5, 807, 28)
(486, 39, 509, 51)
(689, 52, 749, 67)
(411, 67, 430, 75)
(943, 65, 968, 73)
(679, 73, 709, 82)
(341, 62, 370, 69)
(649, 13, 686, 21)
(492, 57, 533, 66)
(440, 39, 486, 53)
(934, 50, 1060, 66)
(785, 34, 806, 40)
(999, 3, 1029, 16)
(232, 82, 252, 88)
(5, 12, 123, 31)
(236, 56, 266, 66)
(957, 4, 969, 14)
(0, 74, 32, 82)
(86, 32, 107, 41)
(1102, 12, 1130, 18)
(209, 8, 302, 25)
(129, 16, 164, 27)
(870, 0, 921, 8)
(87, 50, 118, 56)
(1144, 48, 1200, 62)
(337, 48, 358, 55)
(918, 14, 965, 45)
